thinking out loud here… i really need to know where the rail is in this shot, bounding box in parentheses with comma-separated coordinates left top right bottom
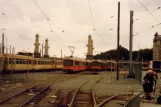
(0, 73, 84, 106)
(95, 93, 142, 107)
(69, 72, 110, 107)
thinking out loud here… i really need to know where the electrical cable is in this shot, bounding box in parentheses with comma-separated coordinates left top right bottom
(136, 0, 161, 24)
(152, 0, 160, 7)
(87, 0, 105, 39)
(87, 0, 95, 30)
(31, 0, 72, 56)
(135, 23, 161, 35)
(32, 0, 64, 32)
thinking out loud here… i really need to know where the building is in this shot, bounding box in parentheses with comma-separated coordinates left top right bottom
(153, 32, 161, 60)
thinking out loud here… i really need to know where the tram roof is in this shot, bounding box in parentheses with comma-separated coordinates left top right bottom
(63, 56, 86, 61)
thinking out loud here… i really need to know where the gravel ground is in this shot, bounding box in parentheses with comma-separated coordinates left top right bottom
(1, 70, 159, 107)
(94, 72, 142, 98)
(38, 72, 108, 106)
(0, 71, 63, 101)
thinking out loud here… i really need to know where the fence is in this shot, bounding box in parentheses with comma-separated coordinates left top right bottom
(118, 61, 142, 83)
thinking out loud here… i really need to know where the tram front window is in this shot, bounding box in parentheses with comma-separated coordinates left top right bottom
(63, 60, 73, 66)
(92, 61, 99, 66)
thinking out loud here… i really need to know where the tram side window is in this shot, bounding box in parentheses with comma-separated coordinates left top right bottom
(45, 61, 47, 65)
(9, 58, 15, 64)
(40, 61, 42, 65)
(16, 59, 19, 64)
(86, 62, 88, 66)
(63, 60, 73, 66)
(23, 60, 26, 64)
(9, 58, 11, 64)
(34, 60, 36, 64)
(75, 61, 79, 66)
(29, 60, 31, 64)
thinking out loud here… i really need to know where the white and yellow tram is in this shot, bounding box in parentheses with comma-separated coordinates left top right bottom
(0, 54, 63, 73)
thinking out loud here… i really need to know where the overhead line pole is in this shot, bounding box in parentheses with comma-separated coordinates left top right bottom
(117, 2, 120, 80)
(128, 10, 135, 78)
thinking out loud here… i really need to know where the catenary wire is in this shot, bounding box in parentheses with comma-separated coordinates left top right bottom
(136, 0, 161, 24)
(32, 0, 64, 32)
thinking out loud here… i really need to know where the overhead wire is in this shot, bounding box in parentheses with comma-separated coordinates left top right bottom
(31, 0, 73, 56)
(32, 0, 64, 32)
(134, 23, 161, 35)
(136, 0, 161, 24)
(87, 0, 103, 38)
(152, 0, 160, 7)
(32, 0, 66, 41)
(87, 0, 95, 31)
(151, 0, 161, 13)
(133, 0, 161, 35)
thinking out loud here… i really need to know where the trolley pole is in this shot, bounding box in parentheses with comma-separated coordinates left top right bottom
(117, 1, 120, 80)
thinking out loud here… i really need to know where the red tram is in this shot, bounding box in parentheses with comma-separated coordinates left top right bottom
(91, 60, 105, 71)
(63, 57, 86, 73)
(63, 57, 117, 73)
(90, 60, 116, 71)
(106, 61, 116, 71)
(86, 60, 92, 70)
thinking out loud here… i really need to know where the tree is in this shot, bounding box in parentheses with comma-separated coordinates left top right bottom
(93, 46, 152, 61)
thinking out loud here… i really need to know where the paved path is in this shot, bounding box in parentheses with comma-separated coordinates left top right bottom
(141, 103, 161, 107)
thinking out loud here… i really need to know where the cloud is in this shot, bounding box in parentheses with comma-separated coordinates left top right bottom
(0, 0, 161, 58)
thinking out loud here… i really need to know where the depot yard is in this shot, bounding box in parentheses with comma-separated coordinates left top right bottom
(0, 70, 160, 107)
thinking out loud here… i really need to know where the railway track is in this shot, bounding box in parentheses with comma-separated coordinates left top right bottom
(95, 94, 139, 107)
(67, 72, 110, 107)
(0, 73, 86, 107)
(66, 71, 141, 107)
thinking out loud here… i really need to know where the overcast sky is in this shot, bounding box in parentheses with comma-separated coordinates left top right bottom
(0, 0, 161, 58)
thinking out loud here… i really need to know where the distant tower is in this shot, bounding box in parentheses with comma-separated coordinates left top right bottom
(86, 34, 94, 60)
(34, 33, 40, 58)
(153, 32, 161, 60)
(44, 38, 49, 58)
(91, 39, 94, 55)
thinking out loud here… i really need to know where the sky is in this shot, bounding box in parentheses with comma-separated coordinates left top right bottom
(0, 0, 161, 58)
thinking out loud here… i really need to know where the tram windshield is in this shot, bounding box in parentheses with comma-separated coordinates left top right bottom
(92, 61, 99, 66)
(63, 60, 73, 66)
